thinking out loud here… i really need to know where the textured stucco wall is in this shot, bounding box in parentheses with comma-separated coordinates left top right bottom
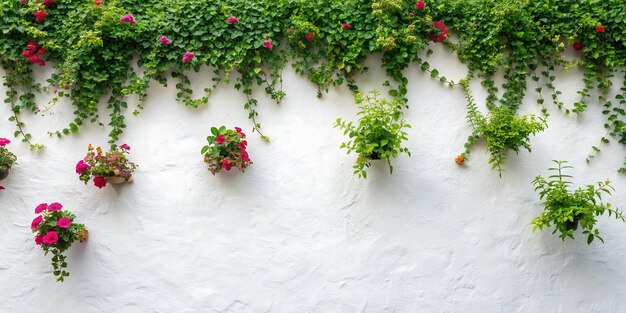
(1, 46, 626, 313)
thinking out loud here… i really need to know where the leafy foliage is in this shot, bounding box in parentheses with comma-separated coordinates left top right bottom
(461, 80, 547, 176)
(335, 91, 411, 178)
(0, 146, 17, 173)
(531, 160, 625, 244)
(201, 126, 251, 174)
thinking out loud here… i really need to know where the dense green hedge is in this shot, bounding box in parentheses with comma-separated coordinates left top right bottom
(1, 0, 625, 173)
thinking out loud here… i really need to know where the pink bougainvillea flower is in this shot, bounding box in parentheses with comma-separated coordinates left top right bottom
(215, 134, 226, 144)
(573, 42, 583, 51)
(35, 203, 48, 214)
(595, 24, 605, 33)
(119, 14, 136, 24)
(56, 217, 72, 229)
(263, 40, 273, 50)
(119, 143, 131, 150)
(94, 0, 102, 5)
(227, 16, 239, 24)
(22, 50, 32, 57)
(28, 54, 40, 63)
(182, 51, 195, 63)
(428, 21, 448, 43)
(415, 0, 425, 10)
(342, 23, 351, 29)
(0, 138, 10, 146)
(75, 160, 90, 174)
(37, 60, 46, 67)
(37, 48, 46, 54)
(42, 231, 59, 245)
(93, 176, 107, 188)
(159, 36, 171, 45)
(33, 11, 47, 22)
(221, 159, 233, 171)
(31, 215, 43, 229)
(305, 33, 315, 41)
(48, 202, 63, 211)
(34, 234, 43, 245)
(237, 142, 247, 150)
(27, 41, 37, 51)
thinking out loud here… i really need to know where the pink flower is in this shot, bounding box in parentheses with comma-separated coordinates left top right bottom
(305, 33, 315, 41)
(35, 203, 48, 214)
(48, 202, 63, 211)
(42, 231, 58, 245)
(94, 0, 102, 5)
(93, 176, 106, 188)
(240, 150, 250, 163)
(415, 0, 425, 9)
(37, 48, 46, 54)
(263, 40, 273, 50)
(75, 160, 90, 174)
(227, 16, 239, 24)
(429, 21, 448, 43)
(182, 51, 195, 63)
(31, 215, 43, 229)
(34, 234, 43, 245)
(221, 159, 233, 171)
(573, 42, 583, 51)
(235, 127, 246, 138)
(159, 36, 171, 45)
(0, 138, 10, 146)
(43, 0, 52, 7)
(56, 217, 72, 229)
(20, 0, 27, 4)
(22, 50, 32, 57)
(215, 134, 226, 144)
(120, 14, 136, 24)
(37, 60, 46, 67)
(27, 41, 37, 52)
(595, 24, 605, 33)
(33, 11, 47, 22)
(119, 143, 131, 150)
(342, 23, 351, 29)
(237, 141, 247, 150)
(27, 54, 40, 63)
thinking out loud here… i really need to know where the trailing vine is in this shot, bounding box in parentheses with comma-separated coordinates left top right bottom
(1, 0, 626, 172)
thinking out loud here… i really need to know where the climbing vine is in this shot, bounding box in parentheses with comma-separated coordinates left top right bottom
(1, 0, 625, 173)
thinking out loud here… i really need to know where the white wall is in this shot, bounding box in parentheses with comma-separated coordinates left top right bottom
(1, 45, 625, 313)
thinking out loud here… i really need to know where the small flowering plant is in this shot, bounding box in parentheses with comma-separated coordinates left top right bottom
(201, 126, 251, 174)
(335, 91, 411, 179)
(531, 161, 625, 244)
(0, 138, 17, 176)
(31, 202, 87, 282)
(76, 144, 137, 188)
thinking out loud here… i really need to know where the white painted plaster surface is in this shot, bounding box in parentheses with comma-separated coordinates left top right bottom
(1, 45, 625, 312)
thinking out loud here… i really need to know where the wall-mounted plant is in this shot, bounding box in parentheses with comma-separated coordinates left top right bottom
(335, 91, 410, 178)
(77, 144, 137, 188)
(531, 160, 625, 244)
(0, 138, 17, 181)
(201, 126, 251, 175)
(461, 81, 547, 176)
(31, 202, 88, 282)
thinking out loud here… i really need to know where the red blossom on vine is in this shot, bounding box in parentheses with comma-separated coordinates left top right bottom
(415, 0, 425, 10)
(342, 23, 351, 29)
(33, 11, 47, 22)
(595, 24, 605, 33)
(94, 0, 102, 5)
(182, 51, 195, 63)
(263, 40, 273, 50)
(428, 21, 448, 43)
(573, 42, 583, 51)
(305, 33, 315, 41)
(120, 14, 136, 24)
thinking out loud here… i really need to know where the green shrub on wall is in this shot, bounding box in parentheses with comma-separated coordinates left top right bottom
(1, 0, 626, 173)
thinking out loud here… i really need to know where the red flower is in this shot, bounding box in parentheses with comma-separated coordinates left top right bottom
(31, 215, 43, 229)
(0, 186, 4, 190)
(573, 42, 583, 51)
(22, 50, 32, 57)
(37, 60, 46, 67)
(428, 21, 448, 43)
(93, 176, 107, 188)
(37, 48, 46, 55)
(235, 127, 246, 138)
(27, 54, 40, 63)
(43, 0, 52, 7)
(33, 11, 47, 22)
(263, 40, 273, 50)
(455, 155, 465, 166)
(415, 0, 425, 10)
(240, 150, 250, 163)
(221, 159, 233, 171)
(27, 41, 37, 52)
(342, 23, 351, 29)
(595, 25, 605, 33)
(42, 231, 58, 245)
(95, 0, 102, 4)
(34, 234, 43, 245)
(305, 33, 315, 41)
(237, 142, 247, 150)
(215, 134, 225, 144)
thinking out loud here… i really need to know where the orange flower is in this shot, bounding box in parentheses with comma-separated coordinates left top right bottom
(88, 144, 93, 151)
(455, 155, 465, 166)
(96, 147, 102, 155)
